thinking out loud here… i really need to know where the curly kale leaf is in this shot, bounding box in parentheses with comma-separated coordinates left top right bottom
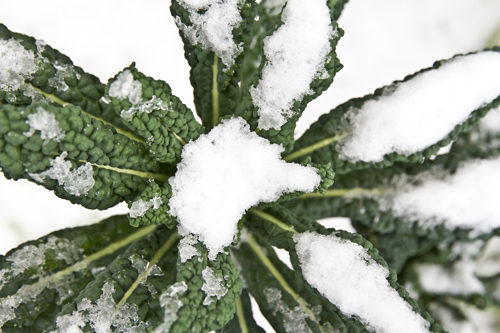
(291, 49, 500, 173)
(0, 102, 163, 209)
(101, 64, 203, 164)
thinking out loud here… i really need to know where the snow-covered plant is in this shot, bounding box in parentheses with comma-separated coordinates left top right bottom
(1, 0, 500, 332)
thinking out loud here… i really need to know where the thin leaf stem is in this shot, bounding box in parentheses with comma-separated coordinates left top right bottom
(284, 133, 347, 161)
(297, 187, 387, 199)
(81, 161, 170, 182)
(211, 54, 220, 128)
(117, 230, 178, 307)
(235, 297, 249, 333)
(245, 231, 324, 332)
(249, 208, 298, 234)
(31, 85, 146, 144)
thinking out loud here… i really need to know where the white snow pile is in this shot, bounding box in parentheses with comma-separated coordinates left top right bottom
(201, 267, 228, 305)
(294, 232, 429, 333)
(384, 157, 500, 234)
(154, 281, 188, 333)
(53, 282, 147, 333)
(108, 70, 142, 104)
(24, 107, 66, 142)
(251, 0, 335, 130)
(168, 117, 321, 258)
(0, 39, 37, 92)
(339, 51, 500, 162)
(176, 0, 242, 67)
(31, 151, 95, 196)
(128, 195, 162, 218)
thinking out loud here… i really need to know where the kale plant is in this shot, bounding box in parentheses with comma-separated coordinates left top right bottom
(1, 0, 500, 332)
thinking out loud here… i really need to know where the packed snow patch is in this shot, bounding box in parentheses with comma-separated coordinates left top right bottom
(129, 195, 162, 218)
(178, 233, 201, 263)
(339, 51, 500, 162)
(33, 151, 95, 196)
(251, 0, 335, 130)
(176, 0, 242, 67)
(0, 39, 37, 92)
(24, 107, 65, 142)
(294, 232, 429, 333)
(108, 70, 142, 104)
(169, 117, 320, 258)
(384, 157, 500, 233)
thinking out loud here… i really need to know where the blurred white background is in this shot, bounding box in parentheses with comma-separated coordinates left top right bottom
(1, 0, 499, 253)
(1, 0, 500, 331)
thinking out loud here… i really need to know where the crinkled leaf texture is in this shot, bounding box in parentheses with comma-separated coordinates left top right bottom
(2, 0, 500, 332)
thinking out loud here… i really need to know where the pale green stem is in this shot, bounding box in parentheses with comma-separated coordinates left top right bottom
(31, 85, 146, 144)
(81, 161, 170, 182)
(486, 23, 500, 47)
(18, 225, 157, 293)
(245, 231, 324, 332)
(117, 231, 178, 307)
(284, 133, 347, 162)
(211, 54, 220, 128)
(297, 187, 388, 199)
(235, 297, 249, 333)
(249, 208, 298, 234)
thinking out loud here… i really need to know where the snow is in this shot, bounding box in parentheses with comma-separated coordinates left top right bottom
(128, 195, 162, 218)
(168, 117, 321, 258)
(53, 282, 147, 333)
(33, 152, 95, 196)
(154, 281, 188, 333)
(294, 232, 429, 333)
(24, 107, 66, 142)
(385, 157, 500, 233)
(178, 233, 201, 263)
(48, 62, 81, 92)
(0, 39, 37, 92)
(264, 287, 318, 333)
(338, 52, 500, 162)
(201, 266, 228, 305)
(120, 95, 172, 121)
(251, 0, 335, 130)
(108, 70, 142, 104)
(176, 0, 242, 67)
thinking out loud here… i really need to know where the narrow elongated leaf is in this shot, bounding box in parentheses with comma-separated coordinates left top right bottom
(0, 24, 123, 126)
(0, 102, 163, 209)
(291, 49, 500, 173)
(0, 215, 160, 331)
(101, 65, 203, 163)
(168, 240, 242, 333)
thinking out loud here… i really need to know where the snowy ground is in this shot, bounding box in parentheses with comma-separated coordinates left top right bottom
(0, 0, 499, 331)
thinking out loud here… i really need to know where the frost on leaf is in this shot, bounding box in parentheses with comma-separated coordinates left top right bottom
(383, 157, 500, 234)
(32, 151, 95, 196)
(251, 0, 335, 130)
(154, 281, 188, 333)
(338, 52, 500, 162)
(169, 117, 321, 258)
(178, 232, 201, 263)
(108, 70, 142, 104)
(294, 232, 429, 333)
(24, 107, 65, 142)
(54, 282, 147, 333)
(0, 39, 37, 92)
(175, 0, 242, 67)
(129, 195, 162, 218)
(201, 267, 228, 305)
(264, 287, 314, 333)
(120, 95, 173, 121)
